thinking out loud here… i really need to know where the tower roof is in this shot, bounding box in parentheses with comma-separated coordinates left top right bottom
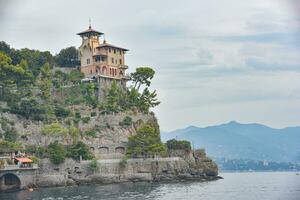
(77, 25, 104, 36)
(97, 42, 129, 51)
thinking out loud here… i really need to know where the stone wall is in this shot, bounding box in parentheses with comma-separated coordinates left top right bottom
(35, 150, 219, 188)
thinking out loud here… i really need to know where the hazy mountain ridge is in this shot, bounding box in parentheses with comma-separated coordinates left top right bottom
(161, 121, 300, 162)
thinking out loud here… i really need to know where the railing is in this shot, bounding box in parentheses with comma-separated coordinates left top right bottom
(0, 164, 39, 171)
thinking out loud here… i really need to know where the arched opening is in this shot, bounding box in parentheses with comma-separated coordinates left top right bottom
(99, 147, 109, 154)
(0, 173, 21, 192)
(119, 71, 124, 76)
(115, 146, 125, 154)
(102, 66, 107, 75)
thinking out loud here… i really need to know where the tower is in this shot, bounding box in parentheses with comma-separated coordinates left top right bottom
(77, 24, 130, 100)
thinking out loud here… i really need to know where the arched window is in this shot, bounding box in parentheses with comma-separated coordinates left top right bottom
(102, 66, 107, 74)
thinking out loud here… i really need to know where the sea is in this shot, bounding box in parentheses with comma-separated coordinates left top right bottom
(0, 172, 299, 200)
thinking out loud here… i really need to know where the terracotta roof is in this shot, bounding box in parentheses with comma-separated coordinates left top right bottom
(77, 26, 104, 36)
(15, 157, 33, 163)
(97, 42, 129, 51)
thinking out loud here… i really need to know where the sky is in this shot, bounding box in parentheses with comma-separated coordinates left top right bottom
(0, 0, 300, 131)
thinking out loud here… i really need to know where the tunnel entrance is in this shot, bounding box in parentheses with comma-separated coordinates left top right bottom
(0, 173, 21, 192)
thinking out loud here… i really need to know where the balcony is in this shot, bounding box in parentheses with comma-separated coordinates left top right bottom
(119, 65, 128, 69)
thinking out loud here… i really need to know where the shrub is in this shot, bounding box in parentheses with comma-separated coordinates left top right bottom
(4, 127, 18, 142)
(81, 116, 90, 124)
(91, 112, 97, 117)
(119, 116, 132, 127)
(85, 129, 97, 137)
(48, 142, 66, 165)
(119, 157, 128, 168)
(166, 139, 191, 151)
(42, 123, 68, 136)
(75, 112, 81, 119)
(54, 105, 70, 119)
(89, 159, 99, 172)
(66, 141, 93, 161)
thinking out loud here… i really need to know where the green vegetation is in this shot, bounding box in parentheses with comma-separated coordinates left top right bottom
(0, 141, 22, 152)
(42, 123, 68, 136)
(166, 139, 191, 151)
(119, 116, 133, 127)
(85, 128, 97, 137)
(54, 105, 71, 119)
(66, 141, 93, 161)
(48, 142, 66, 165)
(89, 159, 99, 172)
(81, 116, 90, 124)
(127, 125, 167, 157)
(119, 157, 128, 168)
(46, 141, 93, 165)
(55, 47, 80, 68)
(102, 67, 160, 114)
(0, 117, 18, 142)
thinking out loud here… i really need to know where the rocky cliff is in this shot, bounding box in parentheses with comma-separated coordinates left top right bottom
(0, 104, 220, 190)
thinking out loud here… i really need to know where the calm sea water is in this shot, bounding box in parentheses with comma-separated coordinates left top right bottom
(1, 172, 299, 200)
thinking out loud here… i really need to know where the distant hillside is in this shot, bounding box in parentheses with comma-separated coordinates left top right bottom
(161, 121, 300, 162)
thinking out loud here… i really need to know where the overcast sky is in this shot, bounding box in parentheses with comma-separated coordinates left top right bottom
(1, 0, 300, 131)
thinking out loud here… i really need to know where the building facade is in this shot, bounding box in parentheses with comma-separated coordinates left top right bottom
(77, 25, 130, 99)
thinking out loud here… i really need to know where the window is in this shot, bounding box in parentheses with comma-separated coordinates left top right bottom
(114, 49, 116, 54)
(111, 58, 114, 63)
(109, 48, 111, 53)
(119, 59, 122, 65)
(119, 50, 122, 55)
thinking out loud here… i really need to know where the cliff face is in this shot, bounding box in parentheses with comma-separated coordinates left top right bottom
(0, 108, 156, 151)
(0, 104, 219, 189)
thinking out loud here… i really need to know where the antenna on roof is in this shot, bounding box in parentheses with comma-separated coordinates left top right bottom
(89, 17, 91, 29)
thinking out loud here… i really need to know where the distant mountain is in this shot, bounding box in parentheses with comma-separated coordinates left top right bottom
(161, 121, 300, 162)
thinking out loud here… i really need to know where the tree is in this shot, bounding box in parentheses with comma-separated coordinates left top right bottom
(139, 88, 160, 113)
(105, 81, 121, 112)
(4, 127, 18, 142)
(0, 52, 33, 87)
(55, 47, 80, 68)
(66, 141, 93, 161)
(10, 97, 47, 121)
(166, 139, 191, 151)
(52, 70, 68, 88)
(131, 67, 155, 90)
(48, 142, 66, 165)
(68, 70, 84, 84)
(127, 125, 167, 157)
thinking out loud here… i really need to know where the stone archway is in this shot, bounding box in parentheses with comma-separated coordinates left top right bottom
(99, 146, 109, 154)
(115, 146, 125, 154)
(0, 173, 21, 192)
